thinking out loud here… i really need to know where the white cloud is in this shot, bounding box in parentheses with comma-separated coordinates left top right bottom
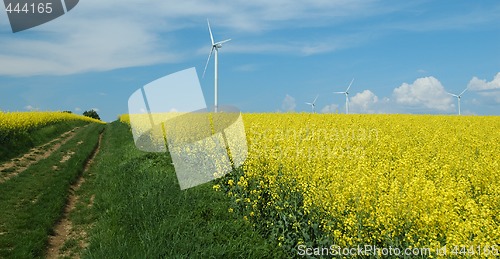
(74, 107, 82, 111)
(0, 0, 185, 76)
(350, 90, 379, 113)
(0, 17, 177, 76)
(25, 105, 34, 111)
(281, 94, 296, 112)
(0, 0, 395, 76)
(392, 76, 454, 112)
(467, 73, 500, 91)
(2, 1, 497, 77)
(467, 72, 500, 103)
(321, 104, 339, 113)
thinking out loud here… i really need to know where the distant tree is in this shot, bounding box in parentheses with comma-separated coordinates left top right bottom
(83, 109, 101, 120)
(62, 110, 72, 114)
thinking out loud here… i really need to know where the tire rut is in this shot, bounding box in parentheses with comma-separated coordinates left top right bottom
(45, 130, 104, 259)
(0, 126, 84, 184)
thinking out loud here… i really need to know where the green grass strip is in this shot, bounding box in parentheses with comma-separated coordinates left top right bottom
(76, 121, 285, 258)
(0, 120, 90, 163)
(0, 123, 104, 258)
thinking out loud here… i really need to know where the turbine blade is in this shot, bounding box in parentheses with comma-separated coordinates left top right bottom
(447, 92, 458, 97)
(305, 102, 312, 105)
(346, 78, 354, 92)
(313, 95, 319, 104)
(207, 19, 214, 45)
(459, 87, 468, 96)
(202, 47, 214, 78)
(333, 91, 345, 94)
(215, 39, 231, 45)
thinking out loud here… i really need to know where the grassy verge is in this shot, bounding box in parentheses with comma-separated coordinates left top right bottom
(0, 123, 104, 258)
(0, 120, 89, 163)
(70, 121, 285, 258)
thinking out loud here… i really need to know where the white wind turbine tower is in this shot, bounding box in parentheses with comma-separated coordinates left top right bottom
(334, 78, 354, 114)
(202, 19, 231, 112)
(305, 95, 319, 113)
(447, 87, 468, 115)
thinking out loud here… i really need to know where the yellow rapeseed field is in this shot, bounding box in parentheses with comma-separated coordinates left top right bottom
(121, 113, 499, 256)
(0, 111, 104, 141)
(219, 114, 500, 256)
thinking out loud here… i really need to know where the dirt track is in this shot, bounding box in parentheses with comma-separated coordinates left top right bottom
(45, 130, 104, 259)
(0, 127, 81, 183)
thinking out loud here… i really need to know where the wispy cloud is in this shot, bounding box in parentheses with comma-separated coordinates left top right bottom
(0, 0, 400, 76)
(221, 32, 372, 56)
(2, 0, 498, 77)
(0, 17, 178, 76)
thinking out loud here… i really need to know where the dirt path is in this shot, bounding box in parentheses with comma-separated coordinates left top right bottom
(45, 130, 103, 259)
(0, 127, 83, 184)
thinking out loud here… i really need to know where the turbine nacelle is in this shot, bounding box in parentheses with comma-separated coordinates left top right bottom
(446, 87, 468, 115)
(202, 19, 231, 112)
(203, 20, 231, 79)
(305, 95, 319, 113)
(214, 39, 231, 49)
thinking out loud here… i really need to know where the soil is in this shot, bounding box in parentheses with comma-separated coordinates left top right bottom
(0, 127, 81, 183)
(45, 131, 103, 259)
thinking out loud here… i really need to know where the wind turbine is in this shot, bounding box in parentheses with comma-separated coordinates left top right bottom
(447, 87, 468, 115)
(202, 19, 231, 112)
(305, 95, 319, 113)
(334, 78, 354, 114)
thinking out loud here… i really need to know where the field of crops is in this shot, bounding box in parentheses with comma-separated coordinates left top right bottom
(3, 112, 497, 257)
(0, 111, 106, 257)
(214, 114, 499, 255)
(120, 113, 500, 256)
(0, 111, 103, 136)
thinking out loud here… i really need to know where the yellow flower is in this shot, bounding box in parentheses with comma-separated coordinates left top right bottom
(218, 114, 499, 250)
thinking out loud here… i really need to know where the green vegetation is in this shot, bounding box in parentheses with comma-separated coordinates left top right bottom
(0, 120, 88, 163)
(0, 120, 284, 258)
(83, 110, 101, 121)
(0, 123, 104, 258)
(71, 121, 285, 258)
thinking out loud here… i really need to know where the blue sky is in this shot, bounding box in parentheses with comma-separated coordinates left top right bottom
(1, 0, 499, 122)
